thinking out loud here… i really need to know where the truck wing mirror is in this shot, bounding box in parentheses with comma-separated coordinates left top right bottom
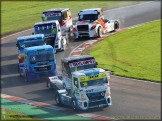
(58, 29, 60, 32)
(32, 32, 34, 35)
(96, 62, 98, 65)
(16, 43, 18, 47)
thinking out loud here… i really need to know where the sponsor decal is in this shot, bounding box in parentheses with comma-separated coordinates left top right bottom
(69, 59, 95, 68)
(80, 73, 107, 82)
(43, 12, 61, 17)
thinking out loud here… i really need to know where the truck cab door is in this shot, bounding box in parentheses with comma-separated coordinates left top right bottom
(72, 77, 80, 98)
(57, 23, 62, 37)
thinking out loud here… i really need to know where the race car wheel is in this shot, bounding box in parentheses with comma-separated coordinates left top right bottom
(98, 27, 102, 38)
(47, 80, 52, 89)
(72, 100, 77, 110)
(55, 92, 61, 105)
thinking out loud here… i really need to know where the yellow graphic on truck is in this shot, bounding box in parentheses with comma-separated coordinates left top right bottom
(80, 73, 107, 82)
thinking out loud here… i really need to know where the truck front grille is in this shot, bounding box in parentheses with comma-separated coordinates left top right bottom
(45, 37, 56, 47)
(89, 100, 106, 107)
(77, 25, 89, 31)
(86, 91, 105, 101)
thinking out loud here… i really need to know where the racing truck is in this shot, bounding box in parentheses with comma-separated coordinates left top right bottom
(46, 55, 98, 89)
(16, 34, 46, 63)
(54, 68, 112, 110)
(74, 8, 119, 39)
(33, 20, 67, 52)
(41, 8, 73, 36)
(18, 45, 57, 81)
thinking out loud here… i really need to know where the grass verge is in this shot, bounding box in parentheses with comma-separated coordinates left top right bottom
(88, 20, 161, 82)
(1, 108, 45, 120)
(1, 1, 142, 36)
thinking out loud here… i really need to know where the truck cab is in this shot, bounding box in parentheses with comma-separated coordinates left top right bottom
(41, 8, 73, 36)
(33, 20, 67, 52)
(74, 8, 119, 39)
(61, 55, 98, 89)
(16, 34, 45, 63)
(55, 68, 112, 110)
(18, 45, 57, 81)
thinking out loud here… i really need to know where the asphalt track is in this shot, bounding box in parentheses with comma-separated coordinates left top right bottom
(1, 1, 161, 120)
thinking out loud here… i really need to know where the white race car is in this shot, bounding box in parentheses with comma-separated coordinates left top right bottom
(74, 8, 119, 39)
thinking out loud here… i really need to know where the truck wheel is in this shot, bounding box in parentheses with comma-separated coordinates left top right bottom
(61, 40, 65, 51)
(18, 64, 21, 76)
(63, 82, 66, 89)
(72, 100, 77, 110)
(69, 26, 74, 37)
(55, 92, 61, 105)
(97, 27, 102, 38)
(47, 80, 52, 89)
(25, 71, 28, 82)
(114, 21, 119, 31)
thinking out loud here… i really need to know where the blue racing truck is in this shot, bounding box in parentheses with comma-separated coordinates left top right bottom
(18, 45, 57, 81)
(16, 34, 45, 63)
(33, 20, 67, 52)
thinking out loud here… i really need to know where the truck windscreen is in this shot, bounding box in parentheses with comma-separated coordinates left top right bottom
(42, 12, 62, 22)
(79, 14, 98, 21)
(69, 59, 96, 72)
(30, 54, 54, 64)
(34, 23, 57, 35)
(80, 78, 108, 87)
(18, 42, 44, 49)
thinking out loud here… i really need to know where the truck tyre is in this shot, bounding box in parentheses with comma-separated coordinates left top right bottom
(18, 64, 21, 76)
(63, 82, 66, 89)
(61, 40, 65, 51)
(55, 92, 61, 105)
(47, 80, 52, 89)
(24, 71, 28, 82)
(72, 100, 77, 110)
(69, 26, 74, 37)
(114, 21, 119, 31)
(97, 27, 102, 38)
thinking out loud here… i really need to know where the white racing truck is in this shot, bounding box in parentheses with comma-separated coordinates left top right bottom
(46, 55, 98, 90)
(41, 8, 73, 36)
(33, 20, 67, 52)
(46, 55, 112, 110)
(56, 68, 112, 110)
(74, 8, 119, 39)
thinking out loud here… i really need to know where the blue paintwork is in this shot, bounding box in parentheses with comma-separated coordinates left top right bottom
(57, 89, 109, 110)
(18, 45, 57, 81)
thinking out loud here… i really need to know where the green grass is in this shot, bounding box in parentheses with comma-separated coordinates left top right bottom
(88, 20, 161, 82)
(1, 108, 44, 120)
(1, 1, 142, 35)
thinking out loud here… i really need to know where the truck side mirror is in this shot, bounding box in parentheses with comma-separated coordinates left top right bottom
(96, 62, 98, 65)
(32, 32, 34, 35)
(16, 43, 18, 47)
(58, 29, 60, 32)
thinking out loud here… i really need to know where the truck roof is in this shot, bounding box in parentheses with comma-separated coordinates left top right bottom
(72, 68, 105, 76)
(80, 8, 101, 12)
(43, 8, 69, 12)
(25, 45, 53, 51)
(34, 20, 59, 26)
(17, 34, 44, 42)
(62, 55, 95, 62)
